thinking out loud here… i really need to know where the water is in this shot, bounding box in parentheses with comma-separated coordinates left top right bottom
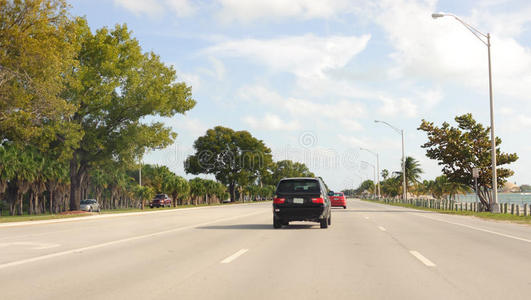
(457, 193, 531, 205)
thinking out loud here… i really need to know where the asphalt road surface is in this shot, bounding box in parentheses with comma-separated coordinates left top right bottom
(1, 199, 531, 300)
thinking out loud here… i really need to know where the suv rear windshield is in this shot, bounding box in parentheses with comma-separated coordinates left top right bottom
(277, 179, 320, 194)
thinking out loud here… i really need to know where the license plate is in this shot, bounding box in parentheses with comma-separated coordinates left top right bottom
(293, 198, 304, 204)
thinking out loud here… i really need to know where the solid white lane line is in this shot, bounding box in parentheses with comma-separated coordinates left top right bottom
(0, 211, 265, 270)
(221, 249, 249, 264)
(0, 242, 60, 250)
(409, 250, 436, 267)
(411, 213, 531, 244)
(378, 226, 386, 232)
(364, 200, 531, 244)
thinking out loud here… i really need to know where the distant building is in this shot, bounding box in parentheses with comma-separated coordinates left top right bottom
(502, 182, 521, 193)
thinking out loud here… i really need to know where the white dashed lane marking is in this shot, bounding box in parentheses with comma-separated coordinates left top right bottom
(409, 250, 436, 267)
(221, 249, 249, 264)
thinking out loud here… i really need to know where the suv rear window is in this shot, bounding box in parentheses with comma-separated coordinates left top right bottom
(277, 179, 320, 194)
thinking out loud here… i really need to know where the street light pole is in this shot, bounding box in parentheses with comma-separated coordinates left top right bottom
(362, 161, 376, 199)
(360, 147, 381, 198)
(375, 120, 407, 201)
(432, 12, 499, 212)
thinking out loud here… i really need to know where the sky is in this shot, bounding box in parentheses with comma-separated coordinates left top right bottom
(70, 0, 531, 191)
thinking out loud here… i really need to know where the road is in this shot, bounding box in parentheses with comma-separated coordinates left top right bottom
(1, 199, 531, 300)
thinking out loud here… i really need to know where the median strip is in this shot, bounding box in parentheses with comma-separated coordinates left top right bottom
(221, 249, 249, 264)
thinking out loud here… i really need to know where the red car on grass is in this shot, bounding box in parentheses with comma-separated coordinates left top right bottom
(330, 192, 347, 209)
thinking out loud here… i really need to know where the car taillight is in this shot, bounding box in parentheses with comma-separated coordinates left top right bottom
(312, 198, 324, 204)
(273, 198, 285, 204)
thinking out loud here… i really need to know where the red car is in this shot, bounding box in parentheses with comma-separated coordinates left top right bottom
(330, 192, 347, 209)
(150, 194, 172, 208)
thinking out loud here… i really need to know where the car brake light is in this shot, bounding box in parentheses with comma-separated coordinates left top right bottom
(312, 198, 324, 204)
(273, 198, 285, 204)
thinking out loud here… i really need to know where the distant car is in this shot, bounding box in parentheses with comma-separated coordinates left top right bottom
(150, 194, 172, 208)
(273, 177, 332, 229)
(330, 192, 347, 209)
(80, 199, 101, 212)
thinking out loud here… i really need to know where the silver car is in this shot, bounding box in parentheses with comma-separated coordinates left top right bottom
(80, 199, 101, 212)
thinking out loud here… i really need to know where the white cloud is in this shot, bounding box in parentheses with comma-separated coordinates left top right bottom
(198, 56, 226, 81)
(370, 0, 531, 100)
(216, 0, 356, 23)
(166, 0, 196, 17)
(114, 0, 196, 17)
(415, 87, 443, 110)
(175, 70, 201, 91)
(503, 114, 531, 132)
(239, 85, 366, 130)
(473, 5, 531, 37)
(242, 114, 301, 131)
(168, 117, 208, 137)
(114, 0, 164, 16)
(206, 34, 371, 78)
(336, 134, 400, 151)
(377, 95, 418, 117)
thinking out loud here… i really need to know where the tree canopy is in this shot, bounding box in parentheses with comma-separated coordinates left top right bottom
(418, 114, 518, 209)
(184, 126, 273, 202)
(263, 160, 315, 186)
(64, 21, 195, 210)
(0, 0, 80, 148)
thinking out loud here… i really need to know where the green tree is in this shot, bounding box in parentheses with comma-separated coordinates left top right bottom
(381, 176, 401, 198)
(355, 180, 374, 195)
(189, 178, 206, 205)
(264, 160, 315, 186)
(184, 126, 273, 202)
(0, 0, 81, 148)
(64, 22, 195, 210)
(164, 174, 190, 206)
(381, 169, 389, 180)
(134, 185, 154, 210)
(419, 114, 518, 209)
(396, 156, 423, 190)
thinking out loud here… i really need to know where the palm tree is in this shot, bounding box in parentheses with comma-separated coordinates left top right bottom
(445, 180, 471, 201)
(428, 175, 470, 201)
(397, 156, 423, 191)
(135, 185, 155, 210)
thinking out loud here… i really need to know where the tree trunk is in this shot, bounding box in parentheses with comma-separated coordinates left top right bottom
(229, 183, 236, 202)
(69, 157, 88, 211)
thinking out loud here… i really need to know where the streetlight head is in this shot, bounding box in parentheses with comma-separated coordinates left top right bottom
(432, 12, 445, 19)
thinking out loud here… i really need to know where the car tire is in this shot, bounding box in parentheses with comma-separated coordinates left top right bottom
(273, 218, 282, 229)
(328, 214, 331, 225)
(88, 207, 92, 212)
(320, 217, 328, 229)
(343, 206, 347, 209)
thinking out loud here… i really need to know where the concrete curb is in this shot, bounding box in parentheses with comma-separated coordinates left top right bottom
(0, 201, 271, 228)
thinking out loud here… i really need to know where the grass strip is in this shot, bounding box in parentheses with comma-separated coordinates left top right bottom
(359, 198, 531, 225)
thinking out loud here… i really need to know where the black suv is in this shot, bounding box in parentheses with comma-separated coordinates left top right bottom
(273, 177, 332, 229)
